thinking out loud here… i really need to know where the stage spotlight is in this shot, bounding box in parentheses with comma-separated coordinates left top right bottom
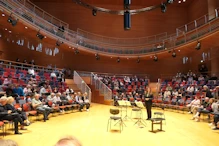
(124, 0, 131, 9)
(58, 26, 65, 32)
(153, 55, 158, 62)
(195, 41, 201, 50)
(92, 9, 97, 16)
(7, 16, 18, 26)
(36, 32, 44, 40)
(124, 11, 131, 30)
(74, 49, 79, 54)
(137, 57, 140, 63)
(167, 0, 174, 4)
(56, 40, 64, 46)
(7, 16, 13, 23)
(172, 51, 176, 57)
(95, 53, 100, 60)
(161, 3, 166, 13)
(117, 57, 120, 63)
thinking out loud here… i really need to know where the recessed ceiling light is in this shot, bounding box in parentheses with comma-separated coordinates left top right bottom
(25, 26, 28, 29)
(5, 28, 7, 31)
(178, 1, 181, 3)
(2, 14, 5, 17)
(69, 46, 71, 48)
(183, 0, 186, 2)
(178, 50, 181, 52)
(44, 36, 47, 38)
(9, 31, 12, 33)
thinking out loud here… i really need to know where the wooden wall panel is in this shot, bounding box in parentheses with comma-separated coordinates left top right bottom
(31, 2, 188, 38)
(188, 0, 208, 22)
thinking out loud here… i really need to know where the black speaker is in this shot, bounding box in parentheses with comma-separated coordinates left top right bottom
(124, 11, 131, 30)
(124, 0, 131, 9)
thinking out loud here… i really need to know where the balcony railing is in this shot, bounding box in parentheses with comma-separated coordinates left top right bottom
(73, 71, 92, 102)
(16, 0, 69, 29)
(0, 1, 219, 56)
(91, 73, 112, 100)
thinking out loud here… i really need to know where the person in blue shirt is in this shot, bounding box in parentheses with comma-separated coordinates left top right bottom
(12, 84, 24, 96)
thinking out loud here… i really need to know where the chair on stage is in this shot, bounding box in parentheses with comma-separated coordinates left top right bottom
(107, 109, 123, 133)
(154, 110, 166, 125)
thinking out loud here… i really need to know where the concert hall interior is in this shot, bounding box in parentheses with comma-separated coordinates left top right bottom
(0, 0, 219, 146)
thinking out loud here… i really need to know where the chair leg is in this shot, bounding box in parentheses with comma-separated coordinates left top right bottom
(107, 119, 110, 132)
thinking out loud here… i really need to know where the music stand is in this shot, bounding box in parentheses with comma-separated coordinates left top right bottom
(133, 101, 147, 127)
(116, 100, 127, 127)
(122, 101, 132, 120)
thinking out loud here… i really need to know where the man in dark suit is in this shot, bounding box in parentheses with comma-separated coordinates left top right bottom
(144, 88, 153, 120)
(0, 96, 23, 134)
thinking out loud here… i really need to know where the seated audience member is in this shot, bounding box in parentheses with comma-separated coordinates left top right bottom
(6, 96, 30, 126)
(82, 92, 90, 111)
(23, 84, 32, 96)
(163, 90, 171, 99)
(28, 67, 35, 77)
(55, 136, 82, 146)
(191, 97, 209, 120)
(13, 84, 24, 97)
(166, 84, 173, 91)
(66, 93, 73, 101)
(3, 76, 12, 86)
(6, 84, 20, 102)
(50, 70, 57, 79)
(32, 94, 51, 122)
(209, 110, 219, 130)
(75, 92, 89, 112)
(186, 85, 194, 95)
(47, 93, 55, 102)
(172, 89, 178, 97)
(60, 92, 68, 105)
(40, 84, 47, 96)
(0, 96, 24, 134)
(54, 93, 63, 106)
(187, 96, 200, 114)
(198, 75, 205, 82)
(126, 92, 133, 101)
(202, 85, 213, 98)
(194, 98, 217, 122)
(0, 139, 18, 146)
(57, 70, 63, 82)
(124, 76, 131, 83)
(53, 87, 59, 93)
(113, 92, 119, 106)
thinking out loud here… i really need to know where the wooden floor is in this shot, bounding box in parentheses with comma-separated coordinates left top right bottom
(1, 103, 218, 146)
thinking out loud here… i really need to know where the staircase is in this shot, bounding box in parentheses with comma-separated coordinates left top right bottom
(89, 85, 113, 105)
(65, 79, 81, 93)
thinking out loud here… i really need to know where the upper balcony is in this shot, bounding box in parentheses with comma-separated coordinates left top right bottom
(0, 0, 219, 57)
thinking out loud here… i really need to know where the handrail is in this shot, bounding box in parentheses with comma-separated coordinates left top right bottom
(73, 71, 92, 102)
(77, 29, 168, 47)
(0, 59, 61, 72)
(16, 0, 69, 28)
(90, 73, 112, 100)
(77, 70, 149, 78)
(0, 1, 219, 56)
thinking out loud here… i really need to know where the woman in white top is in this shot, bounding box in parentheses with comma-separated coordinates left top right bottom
(187, 96, 200, 114)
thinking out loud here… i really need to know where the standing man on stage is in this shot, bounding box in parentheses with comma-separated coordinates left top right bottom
(144, 88, 153, 120)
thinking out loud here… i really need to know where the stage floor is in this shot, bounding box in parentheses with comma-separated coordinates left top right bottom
(2, 103, 218, 146)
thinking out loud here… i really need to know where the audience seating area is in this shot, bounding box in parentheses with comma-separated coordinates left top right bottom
(0, 61, 90, 136)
